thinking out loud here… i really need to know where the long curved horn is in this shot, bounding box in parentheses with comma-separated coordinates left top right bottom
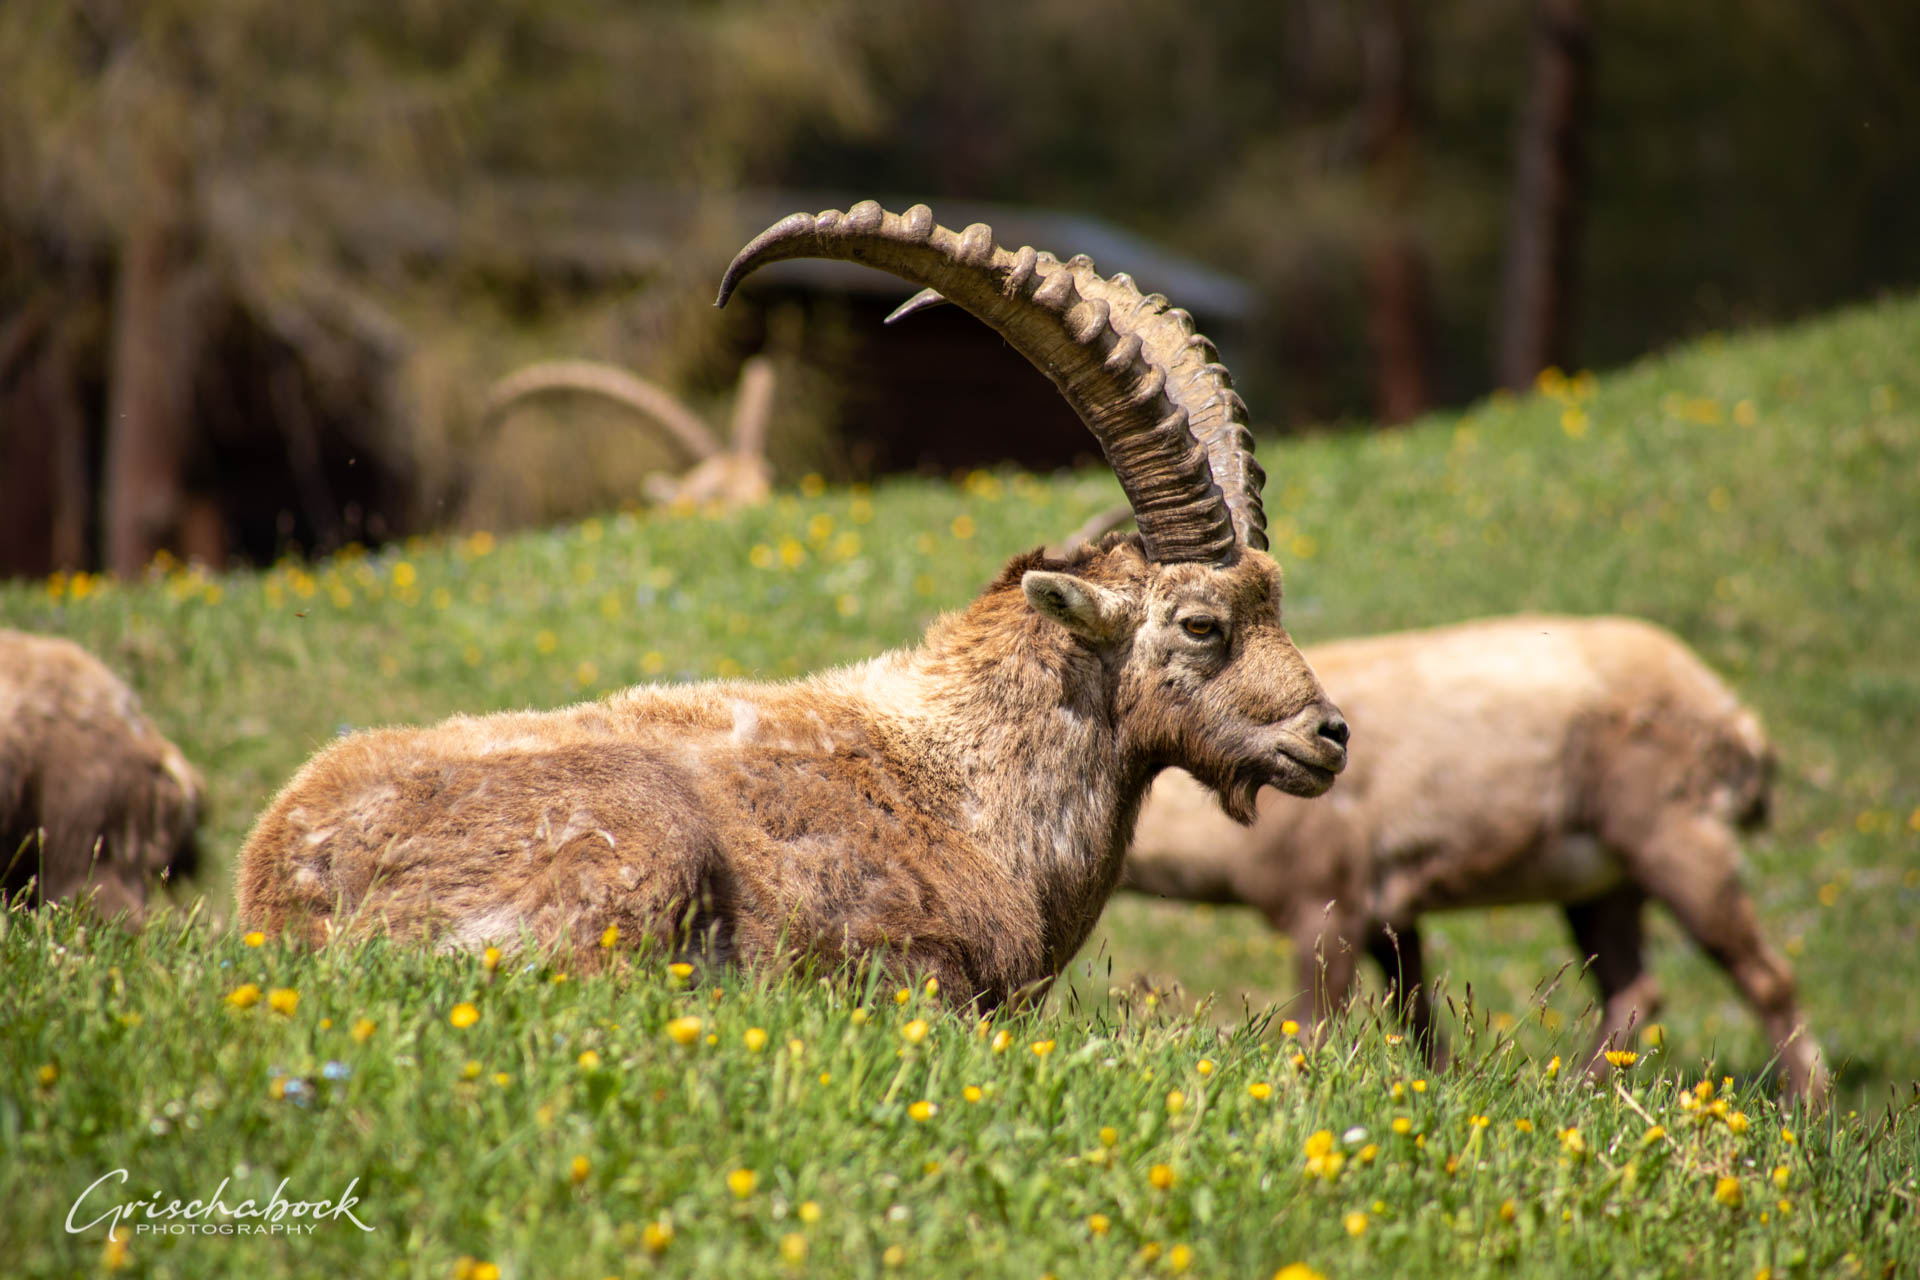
(481, 360, 724, 463)
(716, 202, 1265, 562)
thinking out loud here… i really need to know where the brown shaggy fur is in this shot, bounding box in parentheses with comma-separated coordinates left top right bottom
(236, 535, 1348, 1010)
(1, 630, 203, 924)
(1125, 614, 1827, 1101)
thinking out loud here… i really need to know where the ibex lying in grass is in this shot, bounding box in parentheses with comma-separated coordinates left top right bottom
(480, 355, 776, 509)
(1123, 614, 1827, 1100)
(1, 630, 202, 924)
(237, 202, 1350, 1008)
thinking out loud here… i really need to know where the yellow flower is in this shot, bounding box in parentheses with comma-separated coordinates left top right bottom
(577, 1050, 601, 1070)
(37, 1063, 58, 1087)
(1304, 1130, 1335, 1159)
(226, 983, 262, 1010)
(1781, 1127, 1796, 1145)
(1499, 1199, 1517, 1223)
(482, 947, 501, 972)
(1344, 1212, 1368, 1237)
(1281, 1019, 1301, 1036)
(1149, 1163, 1176, 1190)
(352, 1018, 377, 1043)
(991, 1029, 1013, 1054)
(1087, 1213, 1111, 1235)
(667, 962, 693, 984)
(1714, 1176, 1743, 1208)
(850, 1007, 870, 1026)
(902, 1018, 930, 1045)
(462, 1060, 482, 1080)
(267, 988, 299, 1016)
(797, 1201, 821, 1223)
(471, 1264, 500, 1280)
(642, 1220, 673, 1254)
(493, 1073, 510, 1087)
(1290, 1052, 1307, 1071)
(600, 924, 619, 949)
(924, 976, 940, 998)
(1642, 1124, 1667, 1146)
(243, 931, 266, 948)
(1358, 1144, 1379, 1165)
(1099, 1126, 1119, 1147)
(1411, 1079, 1427, 1093)
(1248, 1081, 1273, 1101)
(882, 1244, 907, 1268)
(1390, 1082, 1406, 1101)
(743, 1027, 769, 1053)
(726, 1168, 757, 1199)
(1139, 1243, 1163, 1265)
(1604, 1049, 1639, 1068)
(1031, 1039, 1056, 1057)
(449, 1002, 479, 1029)
(1391, 1116, 1413, 1135)
(1273, 1265, 1327, 1280)
(570, 1155, 591, 1184)
(1166, 1089, 1187, 1115)
(895, 987, 912, 1005)
(665, 1016, 703, 1046)
(909, 1100, 936, 1122)
(1559, 1127, 1586, 1157)
(1546, 1054, 1561, 1080)
(1515, 1118, 1534, 1133)
(1726, 1110, 1749, 1135)
(1168, 1243, 1193, 1272)
(788, 1038, 805, 1058)
(1469, 1114, 1490, 1130)
(1196, 1059, 1214, 1076)
(963, 1085, 984, 1103)
(779, 1233, 807, 1265)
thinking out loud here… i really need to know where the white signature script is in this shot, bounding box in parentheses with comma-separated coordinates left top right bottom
(67, 1168, 375, 1237)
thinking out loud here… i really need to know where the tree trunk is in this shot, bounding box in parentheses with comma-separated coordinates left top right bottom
(102, 147, 203, 578)
(1363, 0, 1433, 425)
(1496, 0, 1591, 391)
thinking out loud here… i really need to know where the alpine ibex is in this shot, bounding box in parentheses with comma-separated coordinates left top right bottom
(1, 630, 202, 924)
(236, 202, 1351, 1009)
(479, 354, 776, 509)
(1123, 614, 1827, 1100)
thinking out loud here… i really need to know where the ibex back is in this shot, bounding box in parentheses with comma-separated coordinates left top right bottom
(236, 202, 1348, 1009)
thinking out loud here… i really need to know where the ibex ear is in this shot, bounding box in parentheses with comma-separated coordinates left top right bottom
(1022, 570, 1128, 642)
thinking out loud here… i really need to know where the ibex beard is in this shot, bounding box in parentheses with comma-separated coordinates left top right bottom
(234, 202, 1348, 1010)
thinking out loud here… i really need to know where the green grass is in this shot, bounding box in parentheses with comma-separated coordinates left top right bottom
(3, 295, 1918, 1276)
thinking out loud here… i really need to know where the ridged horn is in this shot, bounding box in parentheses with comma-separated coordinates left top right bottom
(481, 360, 725, 464)
(716, 202, 1265, 561)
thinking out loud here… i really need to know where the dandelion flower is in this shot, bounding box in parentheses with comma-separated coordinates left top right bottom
(667, 962, 693, 984)
(1099, 1126, 1119, 1147)
(909, 1100, 936, 1122)
(1166, 1089, 1187, 1115)
(924, 976, 940, 998)
(1031, 1039, 1056, 1057)
(642, 1221, 673, 1254)
(1498, 1199, 1517, 1223)
(1411, 1079, 1427, 1093)
(850, 1007, 870, 1026)
(1358, 1144, 1379, 1164)
(1642, 1124, 1667, 1146)
(1344, 1212, 1368, 1237)
(449, 1002, 479, 1029)
(1604, 1049, 1639, 1068)
(577, 1049, 601, 1070)
(482, 947, 501, 972)
(1290, 1052, 1307, 1070)
(570, 1155, 591, 1184)
(37, 1063, 58, 1087)
(462, 1060, 482, 1081)
(1196, 1059, 1214, 1076)
(1281, 1019, 1300, 1036)
(726, 1168, 757, 1199)
(1149, 1163, 1176, 1190)
(1726, 1110, 1749, 1135)
(991, 1029, 1013, 1054)
(243, 931, 265, 948)
(1168, 1243, 1193, 1272)
(744, 1027, 769, 1052)
(226, 984, 262, 1010)
(882, 1244, 907, 1268)
(352, 1018, 377, 1043)
(1714, 1176, 1743, 1208)
(1559, 1127, 1587, 1157)
(1249, 1081, 1273, 1101)
(267, 988, 299, 1016)
(600, 924, 619, 950)
(895, 987, 912, 1005)
(963, 1085, 983, 1103)
(1088, 1213, 1111, 1235)
(1546, 1054, 1561, 1080)
(779, 1233, 807, 1265)
(797, 1201, 821, 1223)
(901, 1018, 930, 1045)
(1391, 1117, 1413, 1135)
(1515, 1118, 1534, 1133)
(1772, 1165, 1790, 1189)
(1274, 1265, 1327, 1280)
(666, 1016, 703, 1046)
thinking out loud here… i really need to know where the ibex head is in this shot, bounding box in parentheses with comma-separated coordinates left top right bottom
(719, 202, 1347, 823)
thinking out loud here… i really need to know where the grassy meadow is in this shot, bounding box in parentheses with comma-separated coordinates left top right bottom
(2, 295, 1917, 1277)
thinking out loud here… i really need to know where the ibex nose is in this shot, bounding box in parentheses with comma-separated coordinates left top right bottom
(1317, 711, 1350, 750)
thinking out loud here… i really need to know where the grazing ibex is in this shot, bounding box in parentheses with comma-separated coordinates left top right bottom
(236, 202, 1350, 1009)
(479, 354, 776, 509)
(1, 630, 202, 924)
(1123, 614, 1827, 1100)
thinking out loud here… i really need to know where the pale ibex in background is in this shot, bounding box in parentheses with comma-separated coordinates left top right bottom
(479, 353, 777, 509)
(1, 630, 202, 925)
(1121, 613, 1827, 1101)
(236, 201, 1350, 1009)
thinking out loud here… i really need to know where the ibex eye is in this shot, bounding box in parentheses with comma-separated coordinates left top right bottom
(1182, 617, 1216, 638)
